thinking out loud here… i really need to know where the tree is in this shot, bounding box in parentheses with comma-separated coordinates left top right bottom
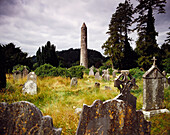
(36, 41, 59, 67)
(134, 0, 166, 70)
(0, 45, 6, 89)
(161, 28, 170, 72)
(102, 0, 136, 69)
(3, 43, 29, 73)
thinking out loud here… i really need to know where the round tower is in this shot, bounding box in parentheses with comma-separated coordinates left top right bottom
(80, 22, 88, 68)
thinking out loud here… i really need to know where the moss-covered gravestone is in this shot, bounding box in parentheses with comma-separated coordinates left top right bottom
(142, 57, 169, 119)
(76, 73, 151, 135)
(0, 101, 62, 135)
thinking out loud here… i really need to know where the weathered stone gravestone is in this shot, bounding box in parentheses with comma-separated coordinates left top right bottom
(22, 72, 37, 95)
(22, 66, 29, 78)
(27, 72, 37, 83)
(0, 101, 62, 135)
(13, 70, 22, 82)
(76, 73, 151, 135)
(70, 77, 78, 87)
(102, 69, 110, 81)
(89, 67, 94, 76)
(112, 71, 116, 78)
(142, 57, 169, 119)
(95, 72, 101, 80)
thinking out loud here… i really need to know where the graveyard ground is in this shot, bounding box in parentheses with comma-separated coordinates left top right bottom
(0, 74, 170, 135)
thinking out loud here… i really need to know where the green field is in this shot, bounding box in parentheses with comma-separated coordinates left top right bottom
(0, 74, 169, 135)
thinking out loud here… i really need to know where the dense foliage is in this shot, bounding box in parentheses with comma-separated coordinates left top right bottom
(57, 48, 106, 68)
(129, 67, 145, 79)
(102, 0, 136, 69)
(34, 64, 85, 79)
(0, 45, 6, 89)
(134, 0, 166, 70)
(36, 41, 59, 67)
(1, 43, 31, 73)
(12, 64, 30, 73)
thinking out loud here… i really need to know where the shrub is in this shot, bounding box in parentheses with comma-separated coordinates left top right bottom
(68, 66, 85, 79)
(129, 67, 145, 79)
(35, 64, 54, 77)
(84, 68, 90, 75)
(12, 64, 30, 73)
(108, 68, 113, 75)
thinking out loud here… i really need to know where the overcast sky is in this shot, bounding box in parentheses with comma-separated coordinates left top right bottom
(0, 0, 169, 56)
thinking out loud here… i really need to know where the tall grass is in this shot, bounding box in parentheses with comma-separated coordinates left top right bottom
(0, 74, 169, 134)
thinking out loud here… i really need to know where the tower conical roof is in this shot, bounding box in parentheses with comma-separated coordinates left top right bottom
(82, 22, 87, 28)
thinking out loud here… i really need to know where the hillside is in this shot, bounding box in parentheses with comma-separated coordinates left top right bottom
(57, 48, 107, 68)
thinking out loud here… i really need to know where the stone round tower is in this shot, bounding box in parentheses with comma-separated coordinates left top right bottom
(80, 22, 88, 68)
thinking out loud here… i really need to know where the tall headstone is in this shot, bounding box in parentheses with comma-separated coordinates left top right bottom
(76, 73, 151, 135)
(22, 66, 29, 78)
(95, 72, 101, 80)
(89, 68, 94, 76)
(142, 57, 169, 119)
(0, 101, 62, 135)
(80, 22, 88, 68)
(22, 72, 37, 95)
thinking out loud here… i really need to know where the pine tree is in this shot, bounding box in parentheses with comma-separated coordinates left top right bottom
(0, 45, 6, 89)
(36, 41, 59, 67)
(134, 0, 166, 70)
(102, 0, 135, 69)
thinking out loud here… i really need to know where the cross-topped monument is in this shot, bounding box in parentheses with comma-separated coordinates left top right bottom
(152, 56, 157, 66)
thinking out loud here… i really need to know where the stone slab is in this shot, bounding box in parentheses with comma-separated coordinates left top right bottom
(142, 109, 170, 119)
(0, 101, 62, 135)
(76, 99, 151, 135)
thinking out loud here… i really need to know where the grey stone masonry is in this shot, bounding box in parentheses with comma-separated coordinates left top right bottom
(142, 57, 169, 119)
(22, 72, 37, 95)
(80, 22, 88, 68)
(77, 72, 151, 135)
(76, 99, 151, 135)
(0, 101, 62, 135)
(142, 64, 165, 111)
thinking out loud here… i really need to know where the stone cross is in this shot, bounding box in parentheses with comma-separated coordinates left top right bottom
(114, 72, 138, 109)
(152, 56, 157, 66)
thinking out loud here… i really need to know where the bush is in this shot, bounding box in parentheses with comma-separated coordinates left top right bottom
(12, 64, 30, 73)
(84, 68, 90, 75)
(35, 64, 54, 77)
(68, 66, 85, 79)
(129, 67, 145, 79)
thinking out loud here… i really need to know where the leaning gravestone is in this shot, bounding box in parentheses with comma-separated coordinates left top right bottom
(22, 72, 37, 95)
(70, 77, 78, 87)
(142, 57, 169, 119)
(76, 73, 151, 135)
(0, 101, 62, 135)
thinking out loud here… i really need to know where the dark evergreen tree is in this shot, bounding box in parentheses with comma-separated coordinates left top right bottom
(36, 41, 59, 67)
(102, 0, 135, 69)
(3, 43, 29, 72)
(134, 0, 166, 70)
(0, 45, 6, 89)
(161, 28, 170, 72)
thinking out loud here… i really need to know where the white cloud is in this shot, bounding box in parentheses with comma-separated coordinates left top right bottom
(0, 0, 169, 56)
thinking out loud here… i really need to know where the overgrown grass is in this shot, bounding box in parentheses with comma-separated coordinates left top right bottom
(0, 74, 169, 135)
